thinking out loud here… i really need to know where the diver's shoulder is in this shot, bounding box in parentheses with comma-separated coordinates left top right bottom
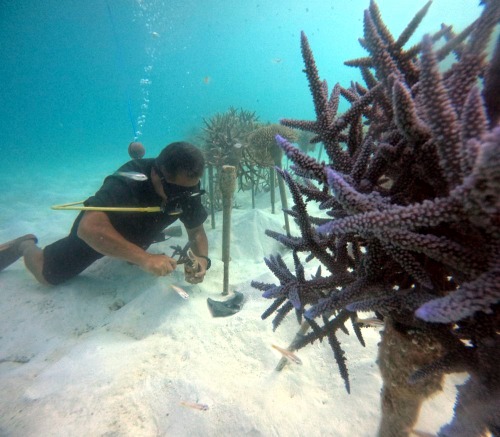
(117, 158, 154, 172)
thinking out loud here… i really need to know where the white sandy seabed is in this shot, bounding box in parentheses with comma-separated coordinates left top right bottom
(0, 174, 465, 437)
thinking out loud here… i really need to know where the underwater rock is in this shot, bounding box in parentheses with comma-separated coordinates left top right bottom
(207, 291, 245, 317)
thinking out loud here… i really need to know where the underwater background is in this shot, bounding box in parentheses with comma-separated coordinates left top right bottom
(0, 2, 499, 436)
(0, 0, 481, 178)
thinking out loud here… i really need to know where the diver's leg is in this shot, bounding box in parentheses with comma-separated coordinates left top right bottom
(39, 235, 104, 285)
(19, 239, 50, 285)
(2, 234, 102, 285)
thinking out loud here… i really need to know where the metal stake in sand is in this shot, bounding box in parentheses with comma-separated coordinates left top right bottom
(208, 165, 216, 229)
(271, 145, 291, 237)
(220, 165, 236, 296)
(269, 167, 276, 214)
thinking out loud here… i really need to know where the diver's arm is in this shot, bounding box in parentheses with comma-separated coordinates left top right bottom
(184, 224, 209, 282)
(77, 211, 177, 276)
(186, 224, 209, 258)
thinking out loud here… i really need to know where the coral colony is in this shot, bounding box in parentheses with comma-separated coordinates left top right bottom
(252, 1, 499, 436)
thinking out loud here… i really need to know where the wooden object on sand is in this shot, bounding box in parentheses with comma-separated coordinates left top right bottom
(219, 165, 237, 296)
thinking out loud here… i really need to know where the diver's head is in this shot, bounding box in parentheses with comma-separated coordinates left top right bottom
(152, 142, 205, 211)
(155, 141, 205, 180)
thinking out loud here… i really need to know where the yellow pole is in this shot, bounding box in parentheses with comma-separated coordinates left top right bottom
(51, 201, 162, 213)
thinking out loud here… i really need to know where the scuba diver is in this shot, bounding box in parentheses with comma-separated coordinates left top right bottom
(0, 141, 211, 286)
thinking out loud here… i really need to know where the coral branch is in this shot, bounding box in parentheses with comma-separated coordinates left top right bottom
(253, 3, 500, 431)
(415, 262, 500, 323)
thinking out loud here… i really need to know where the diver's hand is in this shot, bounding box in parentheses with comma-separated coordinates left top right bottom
(140, 253, 177, 276)
(184, 258, 207, 284)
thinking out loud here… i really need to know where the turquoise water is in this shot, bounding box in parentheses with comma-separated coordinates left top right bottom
(0, 2, 496, 435)
(0, 0, 481, 175)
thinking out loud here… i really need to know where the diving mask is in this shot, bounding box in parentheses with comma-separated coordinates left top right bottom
(154, 163, 205, 215)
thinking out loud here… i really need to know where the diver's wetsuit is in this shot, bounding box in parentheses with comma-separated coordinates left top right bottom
(42, 159, 207, 285)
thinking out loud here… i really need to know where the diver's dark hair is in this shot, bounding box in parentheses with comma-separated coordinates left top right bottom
(156, 142, 205, 179)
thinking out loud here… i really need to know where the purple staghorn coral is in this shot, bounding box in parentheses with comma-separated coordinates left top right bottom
(252, 1, 500, 435)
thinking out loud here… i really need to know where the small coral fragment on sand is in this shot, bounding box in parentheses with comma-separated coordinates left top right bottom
(171, 284, 189, 299)
(271, 344, 303, 365)
(180, 401, 209, 411)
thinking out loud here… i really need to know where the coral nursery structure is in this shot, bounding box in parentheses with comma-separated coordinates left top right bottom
(252, 1, 500, 436)
(202, 110, 299, 214)
(247, 124, 298, 223)
(202, 106, 259, 171)
(201, 107, 259, 216)
(247, 124, 298, 168)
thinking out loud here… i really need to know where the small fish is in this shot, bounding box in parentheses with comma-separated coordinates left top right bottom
(180, 401, 209, 411)
(355, 316, 384, 327)
(271, 344, 302, 365)
(271, 58, 282, 64)
(151, 31, 160, 38)
(171, 284, 189, 299)
(202, 76, 211, 84)
(114, 171, 148, 181)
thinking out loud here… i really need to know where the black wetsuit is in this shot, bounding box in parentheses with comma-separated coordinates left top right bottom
(42, 159, 207, 285)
